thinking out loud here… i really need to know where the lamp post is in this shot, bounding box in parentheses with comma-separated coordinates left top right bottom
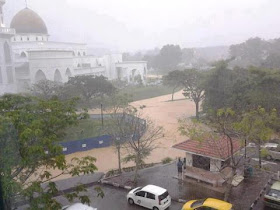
(100, 103, 104, 128)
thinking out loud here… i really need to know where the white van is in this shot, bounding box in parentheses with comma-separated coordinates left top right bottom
(127, 185, 171, 210)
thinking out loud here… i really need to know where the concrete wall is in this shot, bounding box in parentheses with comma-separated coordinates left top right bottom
(0, 36, 17, 95)
(12, 34, 49, 42)
(185, 152, 193, 167)
(28, 50, 74, 83)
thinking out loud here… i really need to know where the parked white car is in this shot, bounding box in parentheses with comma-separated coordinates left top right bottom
(127, 185, 171, 210)
(62, 203, 97, 210)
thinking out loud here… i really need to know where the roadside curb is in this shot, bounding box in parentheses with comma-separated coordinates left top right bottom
(249, 176, 273, 210)
(99, 179, 132, 190)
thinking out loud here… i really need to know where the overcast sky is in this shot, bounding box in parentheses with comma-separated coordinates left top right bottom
(4, 0, 280, 52)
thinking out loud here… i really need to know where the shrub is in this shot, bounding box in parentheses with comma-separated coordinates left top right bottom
(161, 157, 173, 164)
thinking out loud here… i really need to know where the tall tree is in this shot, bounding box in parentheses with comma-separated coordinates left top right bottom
(105, 94, 132, 174)
(0, 95, 101, 210)
(182, 69, 205, 120)
(162, 70, 185, 101)
(109, 106, 163, 183)
(230, 37, 268, 68)
(202, 60, 235, 112)
(67, 75, 116, 107)
(156, 44, 182, 73)
(235, 107, 276, 168)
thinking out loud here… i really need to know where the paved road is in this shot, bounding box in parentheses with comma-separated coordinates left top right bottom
(56, 185, 183, 210)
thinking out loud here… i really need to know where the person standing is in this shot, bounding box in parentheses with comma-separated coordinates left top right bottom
(177, 158, 184, 179)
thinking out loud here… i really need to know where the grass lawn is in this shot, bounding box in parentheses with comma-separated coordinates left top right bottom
(119, 85, 177, 101)
(63, 119, 112, 142)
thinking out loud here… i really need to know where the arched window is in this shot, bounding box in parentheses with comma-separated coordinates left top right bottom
(27, 37, 29, 41)
(21, 37, 23, 41)
(35, 70, 47, 82)
(77, 63, 81, 68)
(65, 68, 72, 81)
(83, 52, 86, 56)
(78, 52, 81, 56)
(36, 37, 38, 41)
(54, 69, 62, 83)
(20, 52, 27, 58)
(4, 42, 12, 63)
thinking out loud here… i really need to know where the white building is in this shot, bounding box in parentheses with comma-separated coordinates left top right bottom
(0, 0, 17, 95)
(0, 3, 147, 95)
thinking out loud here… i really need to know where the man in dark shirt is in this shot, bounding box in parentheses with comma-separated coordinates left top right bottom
(177, 158, 184, 179)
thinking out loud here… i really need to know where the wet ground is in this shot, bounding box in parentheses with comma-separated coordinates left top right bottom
(56, 185, 183, 210)
(106, 162, 224, 201)
(106, 162, 277, 210)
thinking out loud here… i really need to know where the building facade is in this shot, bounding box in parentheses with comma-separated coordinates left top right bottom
(0, 4, 147, 95)
(0, 0, 17, 95)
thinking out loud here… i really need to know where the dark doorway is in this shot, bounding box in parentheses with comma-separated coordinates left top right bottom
(192, 154, 210, 171)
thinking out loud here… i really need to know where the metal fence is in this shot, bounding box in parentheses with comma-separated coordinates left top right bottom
(59, 114, 146, 155)
(60, 135, 112, 155)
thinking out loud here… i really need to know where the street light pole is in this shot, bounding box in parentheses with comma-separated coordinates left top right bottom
(101, 103, 104, 127)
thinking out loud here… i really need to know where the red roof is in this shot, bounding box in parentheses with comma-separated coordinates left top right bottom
(173, 136, 241, 161)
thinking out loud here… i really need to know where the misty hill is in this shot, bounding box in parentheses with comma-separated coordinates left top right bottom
(192, 45, 230, 62)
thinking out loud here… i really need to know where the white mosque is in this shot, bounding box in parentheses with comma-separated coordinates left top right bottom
(0, 0, 147, 96)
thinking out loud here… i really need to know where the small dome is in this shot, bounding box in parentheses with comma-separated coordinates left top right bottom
(10, 8, 48, 34)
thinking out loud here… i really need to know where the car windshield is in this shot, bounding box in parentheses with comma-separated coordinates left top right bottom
(134, 187, 143, 193)
(159, 191, 169, 201)
(190, 199, 207, 208)
(267, 189, 280, 199)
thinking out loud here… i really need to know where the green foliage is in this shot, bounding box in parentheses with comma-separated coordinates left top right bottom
(66, 75, 116, 107)
(234, 107, 276, 144)
(161, 157, 173, 164)
(203, 62, 280, 125)
(229, 37, 280, 69)
(144, 44, 182, 73)
(162, 70, 185, 100)
(182, 69, 206, 119)
(0, 94, 99, 210)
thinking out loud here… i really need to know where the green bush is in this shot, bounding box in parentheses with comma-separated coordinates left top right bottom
(161, 157, 173, 164)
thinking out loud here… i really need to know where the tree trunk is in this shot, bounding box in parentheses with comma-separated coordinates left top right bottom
(195, 101, 199, 120)
(134, 153, 140, 184)
(0, 177, 4, 210)
(224, 168, 236, 201)
(117, 145, 122, 174)
(171, 87, 176, 101)
(4, 198, 12, 210)
(258, 141, 262, 169)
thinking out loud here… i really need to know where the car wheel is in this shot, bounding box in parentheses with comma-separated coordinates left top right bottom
(128, 198, 134, 205)
(153, 207, 159, 210)
(266, 155, 273, 160)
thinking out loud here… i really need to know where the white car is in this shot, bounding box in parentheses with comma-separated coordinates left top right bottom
(62, 203, 97, 210)
(127, 185, 171, 210)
